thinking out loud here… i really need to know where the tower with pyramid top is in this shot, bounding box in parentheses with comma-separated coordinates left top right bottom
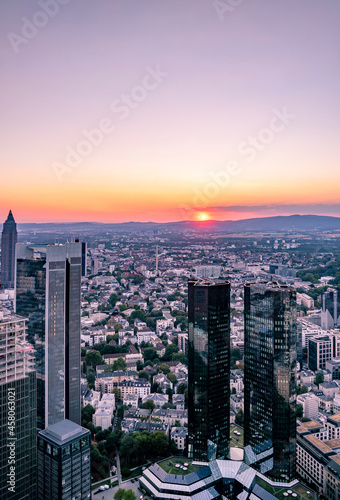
(1, 210, 18, 289)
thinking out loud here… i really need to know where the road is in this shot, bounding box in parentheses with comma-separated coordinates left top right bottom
(92, 477, 143, 500)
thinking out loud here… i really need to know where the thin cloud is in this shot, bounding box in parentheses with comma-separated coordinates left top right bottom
(210, 204, 340, 214)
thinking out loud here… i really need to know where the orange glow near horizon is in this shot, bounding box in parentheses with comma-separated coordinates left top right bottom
(1, 175, 340, 223)
(198, 213, 209, 221)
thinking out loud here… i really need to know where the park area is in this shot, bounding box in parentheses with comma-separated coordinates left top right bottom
(230, 424, 244, 448)
(256, 478, 317, 500)
(158, 458, 203, 476)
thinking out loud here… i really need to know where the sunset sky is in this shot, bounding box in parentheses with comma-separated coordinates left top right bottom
(1, 0, 339, 223)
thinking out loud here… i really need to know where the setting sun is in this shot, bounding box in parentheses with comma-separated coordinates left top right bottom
(199, 213, 209, 221)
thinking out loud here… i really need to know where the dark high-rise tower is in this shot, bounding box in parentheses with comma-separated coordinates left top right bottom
(1, 210, 17, 289)
(15, 243, 82, 429)
(244, 282, 297, 482)
(188, 278, 230, 462)
(37, 419, 91, 500)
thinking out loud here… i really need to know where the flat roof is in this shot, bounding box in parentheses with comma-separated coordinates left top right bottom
(325, 439, 340, 449)
(0, 314, 27, 324)
(328, 414, 340, 423)
(40, 419, 89, 445)
(305, 434, 333, 454)
(300, 421, 322, 429)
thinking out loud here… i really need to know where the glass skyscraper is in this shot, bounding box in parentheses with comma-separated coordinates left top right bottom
(15, 243, 82, 429)
(188, 278, 230, 462)
(321, 288, 339, 329)
(244, 282, 297, 482)
(1, 210, 17, 289)
(0, 312, 36, 499)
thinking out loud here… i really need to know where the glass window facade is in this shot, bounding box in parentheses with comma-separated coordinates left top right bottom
(244, 282, 297, 482)
(0, 210, 17, 289)
(37, 426, 91, 500)
(15, 243, 82, 428)
(0, 372, 37, 500)
(188, 279, 230, 462)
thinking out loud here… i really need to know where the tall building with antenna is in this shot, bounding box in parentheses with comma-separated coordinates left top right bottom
(1, 210, 17, 289)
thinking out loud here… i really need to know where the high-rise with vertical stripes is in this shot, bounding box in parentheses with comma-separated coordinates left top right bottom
(15, 243, 82, 429)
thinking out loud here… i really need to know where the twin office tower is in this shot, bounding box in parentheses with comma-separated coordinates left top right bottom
(0, 242, 84, 500)
(188, 279, 297, 483)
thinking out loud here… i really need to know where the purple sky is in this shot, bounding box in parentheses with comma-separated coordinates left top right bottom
(1, 0, 339, 222)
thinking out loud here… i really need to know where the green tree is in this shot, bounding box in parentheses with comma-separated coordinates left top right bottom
(177, 383, 187, 394)
(296, 404, 303, 418)
(138, 370, 149, 381)
(130, 310, 146, 321)
(119, 435, 135, 464)
(143, 348, 157, 362)
(124, 490, 137, 500)
(158, 363, 170, 375)
(117, 404, 129, 419)
(85, 350, 104, 369)
(315, 372, 324, 386)
(114, 323, 123, 333)
(235, 409, 244, 426)
(172, 352, 188, 365)
(163, 343, 179, 361)
(168, 373, 177, 384)
(114, 489, 126, 500)
(143, 400, 155, 410)
(81, 404, 95, 425)
(87, 372, 95, 389)
(297, 385, 308, 395)
(113, 357, 127, 371)
(230, 348, 242, 367)
(150, 431, 168, 456)
(105, 430, 123, 454)
(109, 293, 119, 307)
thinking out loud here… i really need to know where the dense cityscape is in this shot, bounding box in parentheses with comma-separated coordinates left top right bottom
(1, 1, 339, 499)
(3, 212, 340, 499)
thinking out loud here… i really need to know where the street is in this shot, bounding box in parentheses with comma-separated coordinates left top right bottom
(92, 477, 143, 500)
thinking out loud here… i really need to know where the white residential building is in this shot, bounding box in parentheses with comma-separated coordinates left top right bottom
(297, 393, 319, 420)
(171, 427, 188, 450)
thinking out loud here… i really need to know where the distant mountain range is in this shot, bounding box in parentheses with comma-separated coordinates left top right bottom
(3, 214, 340, 235)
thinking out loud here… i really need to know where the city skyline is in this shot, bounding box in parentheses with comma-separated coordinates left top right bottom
(1, 0, 339, 223)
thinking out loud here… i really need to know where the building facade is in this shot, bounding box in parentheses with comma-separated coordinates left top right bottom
(321, 288, 339, 330)
(188, 278, 230, 461)
(244, 282, 297, 482)
(15, 243, 82, 429)
(0, 312, 36, 500)
(37, 419, 91, 500)
(309, 335, 334, 371)
(1, 210, 17, 289)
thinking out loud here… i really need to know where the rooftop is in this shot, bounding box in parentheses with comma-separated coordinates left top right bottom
(328, 414, 340, 423)
(305, 434, 332, 454)
(157, 458, 205, 477)
(40, 419, 89, 444)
